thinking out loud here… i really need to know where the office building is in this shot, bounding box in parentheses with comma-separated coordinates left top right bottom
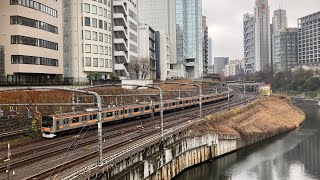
(214, 57, 229, 74)
(155, 31, 170, 81)
(272, 28, 298, 73)
(254, 0, 271, 72)
(63, 0, 113, 82)
(272, 9, 287, 33)
(113, 0, 138, 79)
(298, 11, 320, 66)
(0, 0, 63, 83)
(138, 24, 156, 79)
(243, 13, 256, 73)
(137, 0, 175, 78)
(224, 62, 240, 77)
(202, 16, 209, 76)
(176, 0, 203, 79)
(208, 37, 213, 66)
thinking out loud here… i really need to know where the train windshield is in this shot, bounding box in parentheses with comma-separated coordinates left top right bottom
(42, 116, 53, 128)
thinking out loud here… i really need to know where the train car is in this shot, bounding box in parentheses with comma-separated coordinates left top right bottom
(41, 90, 234, 138)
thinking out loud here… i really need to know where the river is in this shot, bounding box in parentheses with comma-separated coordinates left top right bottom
(175, 106, 320, 180)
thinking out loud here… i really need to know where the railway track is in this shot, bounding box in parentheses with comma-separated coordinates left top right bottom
(0, 93, 257, 180)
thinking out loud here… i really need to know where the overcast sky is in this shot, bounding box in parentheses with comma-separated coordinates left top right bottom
(203, 0, 320, 60)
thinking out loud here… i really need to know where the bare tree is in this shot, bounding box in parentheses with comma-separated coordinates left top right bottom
(140, 57, 151, 79)
(128, 59, 141, 79)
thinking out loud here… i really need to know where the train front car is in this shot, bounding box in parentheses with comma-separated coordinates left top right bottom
(41, 115, 57, 138)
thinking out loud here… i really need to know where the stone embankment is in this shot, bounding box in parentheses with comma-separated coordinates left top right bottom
(70, 95, 305, 180)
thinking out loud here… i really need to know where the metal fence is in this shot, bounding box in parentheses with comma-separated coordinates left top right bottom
(0, 76, 90, 86)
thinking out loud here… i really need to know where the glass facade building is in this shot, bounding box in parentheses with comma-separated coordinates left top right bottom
(176, 0, 203, 79)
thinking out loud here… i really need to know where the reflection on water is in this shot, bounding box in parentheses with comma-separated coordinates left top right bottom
(175, 107, 320, 180)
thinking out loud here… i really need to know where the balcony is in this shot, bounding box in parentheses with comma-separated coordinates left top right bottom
(114, 39, 128, 51)
(114, 51, 128, 64)
(115, 63, 129, 77)
(114, 26, 128, 39)
(113, 0, 127, 15)
(113, 13, 127, 27)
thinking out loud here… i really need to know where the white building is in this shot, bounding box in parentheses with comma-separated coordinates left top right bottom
(224, 63, 239, 77)
(137, 0, 176, 77)
(298, 11, 320, 66)
(63, 0, 113, 82)
(155, 31, 170, 81)
(0, 0, 63, 83)
(254, 0, 271, 72)
(243, 13, 255, 73)
(113, 0, 138, 79)
(138, 24, 156, 79)
(208, 37, 213, 66)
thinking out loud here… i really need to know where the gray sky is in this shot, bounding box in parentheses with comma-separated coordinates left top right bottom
(203, 0, 320, 60)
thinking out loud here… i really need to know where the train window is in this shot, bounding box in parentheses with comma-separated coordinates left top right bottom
(145, 106, 150, 110)
(106, 112, 112, 117)
(115, 111, 119, 116)
(172, 102, 176, 106)
(42, 116, 53, 127)
(186, 100, 189, 104)
(134, 108, 139, 112)
(92, 114, 97, 119)
(155, 105, 159, 109)
(120, 110, 124, 115)
(72, 117, 79, 123)
(64, 119, 68, 124)
(179, 101, 183, 104)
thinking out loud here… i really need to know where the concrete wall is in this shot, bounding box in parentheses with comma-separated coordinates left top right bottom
(121, 79, 153, 89)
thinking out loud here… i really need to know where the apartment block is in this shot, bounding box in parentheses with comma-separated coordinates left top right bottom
(63, 0, 113, 82)
(298, 11, 320, 66)
(113, 0, 138, 79)
(0, 0, 63, 83)
(138, 24, 156, 80)
(243, 13, 255, 73)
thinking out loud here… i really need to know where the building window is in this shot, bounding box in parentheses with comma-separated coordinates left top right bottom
(105, 46, 108, 55)
(92, 18, 97, 28)
(98, 7, 103, 16)
(11, 35, 58, 50)
(99, 45, 104, 55)
(85, 30, 91, 40)
(99, 33, 103, 42)
(10, 16, 58, 34)
(92, 45, 98, 54)
(93, 58, 98, 67)
(104, 21, 108, 30)
(85, 44, 91, 53)
(99, 20, 103, 29)
(11, 55, 58, 67)
(84, 3, 90, 13)
(10, 0, 58, 18)
(92, 5, 97, 14)
(85, 57, 91, 67)
(84, 17, 90, 26)
(105, 59, 109, 67)
(92, 31, 98, 41)
(99, 58, 104, 67)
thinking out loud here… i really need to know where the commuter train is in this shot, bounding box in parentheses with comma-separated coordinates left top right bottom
(41, 90, 234, 138)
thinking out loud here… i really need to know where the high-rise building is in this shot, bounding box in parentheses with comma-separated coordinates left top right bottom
(208, 37, 213, 66)
(0, 0, 63, 83)
(202, 16, 209, 76)
(137, 0, 175, 78)
(214, 57, 229, 74)
(138, 24, 156, 80)
(63, 0, 113, 82)
(298, 11, 320, 66)
(272, 28, 298, 73)
(243, 13, 256, 73)
(272, 9, 287, 33)
(176, 0, 203, 79)
(254, 0, 271, 72)
(113, 0, 138, 79)
(155, 31, 170, 81)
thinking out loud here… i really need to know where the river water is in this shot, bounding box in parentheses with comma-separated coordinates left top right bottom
(175, 106, 320, 180)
